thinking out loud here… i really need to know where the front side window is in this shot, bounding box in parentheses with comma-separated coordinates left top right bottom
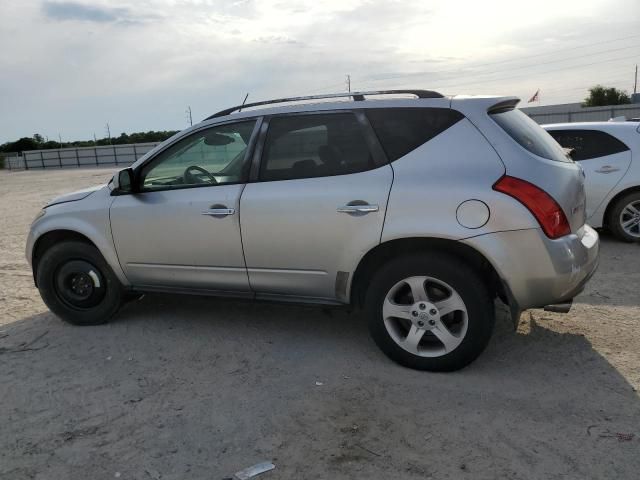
(140, 120, 256, 191)
(260, 113, 374, 181)
(547, 129, 629, 161)
(490, 109, 570, 162)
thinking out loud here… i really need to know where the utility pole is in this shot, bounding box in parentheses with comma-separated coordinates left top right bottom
(58, 133, 62, 147)
(105, 123, 111, 145)
(634, 64, 638, 95)
(346, 74, 351, 92)
(186, 106, 193, 126)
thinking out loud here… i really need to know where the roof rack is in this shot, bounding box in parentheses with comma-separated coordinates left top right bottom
(205, 89, 444, 120)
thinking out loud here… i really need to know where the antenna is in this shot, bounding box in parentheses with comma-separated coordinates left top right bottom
(238, 93, 249, 112)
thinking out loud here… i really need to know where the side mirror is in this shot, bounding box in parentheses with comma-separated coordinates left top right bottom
(563, 147, 576, 161)
(112, 168, 134, 194)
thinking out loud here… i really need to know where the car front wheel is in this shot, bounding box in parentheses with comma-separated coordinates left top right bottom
(365, 253, 495, 372)
(36, 241, 124, 325)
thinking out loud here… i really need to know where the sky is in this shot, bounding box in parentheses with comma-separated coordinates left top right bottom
(1, 0, 639, 143)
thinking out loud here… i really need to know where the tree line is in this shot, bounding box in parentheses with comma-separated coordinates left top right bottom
(0, 130, 179, 153)
(0, 85, 633, 154)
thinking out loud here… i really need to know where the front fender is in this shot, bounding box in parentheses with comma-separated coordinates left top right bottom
(27, 188, 129, 287)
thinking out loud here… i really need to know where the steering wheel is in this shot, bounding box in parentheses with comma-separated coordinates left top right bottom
(184, 165, 217, 184)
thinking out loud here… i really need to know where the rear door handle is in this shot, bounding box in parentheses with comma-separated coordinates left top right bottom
(595, 165, 620, 173)
(201, 208, 235, 217)
(337, 204, 379, 214)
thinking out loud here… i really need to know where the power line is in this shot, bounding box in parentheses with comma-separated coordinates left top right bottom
(363, 43, 639, 87)
(362, 33, 640, 84)
(290, 81, 347, 98)
(395, 53, 640, 92)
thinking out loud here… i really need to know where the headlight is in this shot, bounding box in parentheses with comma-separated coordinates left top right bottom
(32, 209, 46, 224)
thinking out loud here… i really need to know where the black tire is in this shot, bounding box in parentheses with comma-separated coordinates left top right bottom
(364, 253, 495, 372)
(608, 191, 640, 243)
(36, 241, 124, 325)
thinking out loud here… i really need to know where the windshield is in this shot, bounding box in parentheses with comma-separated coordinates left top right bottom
(491, 109, 571, 162)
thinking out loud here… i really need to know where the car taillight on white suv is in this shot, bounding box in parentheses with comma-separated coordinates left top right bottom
(493, 175, 571, 239)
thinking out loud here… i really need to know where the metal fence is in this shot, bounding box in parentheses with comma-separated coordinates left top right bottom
(522, 103, 640, 124)
(2, 152, 22, 170)
(7, 142, 162, 170)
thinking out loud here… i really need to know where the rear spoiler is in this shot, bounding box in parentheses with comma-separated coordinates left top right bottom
(488, 98, 521, 114)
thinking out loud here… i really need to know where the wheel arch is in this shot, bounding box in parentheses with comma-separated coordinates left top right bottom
(602, 185, 640, 227)
(349, 237, 508, 309)
(30, 228, 128, 289)
(31, 230, 97, 285)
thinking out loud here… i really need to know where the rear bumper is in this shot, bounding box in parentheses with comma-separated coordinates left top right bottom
(463, 225, 599, 312)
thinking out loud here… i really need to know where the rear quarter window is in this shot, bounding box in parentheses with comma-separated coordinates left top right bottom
(546, 129, 630, 161)
(490, 109, 570, 162)
(366, 108, 464, 161)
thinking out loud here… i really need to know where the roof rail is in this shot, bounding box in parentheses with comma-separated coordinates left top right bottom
(205, 89, 444, 120)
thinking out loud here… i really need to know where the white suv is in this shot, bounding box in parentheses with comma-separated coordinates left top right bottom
(544, 121, 640, 242)
(27, 90, 599, 371)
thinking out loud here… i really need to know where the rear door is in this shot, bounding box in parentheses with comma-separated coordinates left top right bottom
(239, 111, 392, 302)
(547, 129, 631, 218)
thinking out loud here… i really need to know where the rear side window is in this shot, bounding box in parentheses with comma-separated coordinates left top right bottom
(366, 108, 464, 161)
(546, 129, 629, 161)
(260, 113, 374, 181)
(490, 109, 570, 162)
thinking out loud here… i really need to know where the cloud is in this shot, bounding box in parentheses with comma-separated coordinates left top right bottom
(1, 0, 638, 142)
(41, 1, 153, 24)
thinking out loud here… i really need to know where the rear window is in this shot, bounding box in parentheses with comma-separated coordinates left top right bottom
(546, 129, 629, 161)
(366, 108, 464, 161)
(490, 109, 570, 162)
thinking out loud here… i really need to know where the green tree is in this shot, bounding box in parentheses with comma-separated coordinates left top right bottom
(583, 85, 631, 107)
(1, 130, 179, 153)
(0, 137, 39, 152)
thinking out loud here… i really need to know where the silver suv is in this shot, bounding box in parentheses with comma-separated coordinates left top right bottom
(26, 90, 599, 371)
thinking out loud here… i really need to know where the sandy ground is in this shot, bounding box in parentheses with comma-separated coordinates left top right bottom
(1, 167, 639, 480)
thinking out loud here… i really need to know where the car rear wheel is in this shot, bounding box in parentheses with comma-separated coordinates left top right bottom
(364, 253, 495, 371)
(608, 192, 640, 243)
(36, 241, 124, 325)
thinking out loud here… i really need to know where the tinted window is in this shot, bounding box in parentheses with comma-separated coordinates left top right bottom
(547, 129, 629, 161)
(260, 114, 374, 181)
(491, 109, 570, 162)
(140, 120, 256, 191)
(366, 108, 464, 161)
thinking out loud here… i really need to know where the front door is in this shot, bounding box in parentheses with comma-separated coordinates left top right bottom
(239, 112, 393, 301)
(110, 119, 258, 292)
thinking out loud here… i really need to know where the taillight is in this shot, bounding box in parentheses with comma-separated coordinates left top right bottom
(493, 175, 570, 239)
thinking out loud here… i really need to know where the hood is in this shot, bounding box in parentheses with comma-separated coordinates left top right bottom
(45, 184, 105, 208)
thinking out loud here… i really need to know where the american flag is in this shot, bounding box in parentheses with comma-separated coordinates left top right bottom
(528, 89, 540, 103)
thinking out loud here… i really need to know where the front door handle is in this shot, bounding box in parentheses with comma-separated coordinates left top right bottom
(337, 204, 379, 214)
(595, 165, 620, 174)
(201, 207, 235, 217)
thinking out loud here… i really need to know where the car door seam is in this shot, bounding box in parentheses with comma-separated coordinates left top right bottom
(237, 182, 255, 294)
(379, 162, 395, 244)
(107, 195, 132, 285)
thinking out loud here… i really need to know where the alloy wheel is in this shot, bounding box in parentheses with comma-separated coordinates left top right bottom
(382, 276, 468, 357)
(619, 200, 640, 238)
